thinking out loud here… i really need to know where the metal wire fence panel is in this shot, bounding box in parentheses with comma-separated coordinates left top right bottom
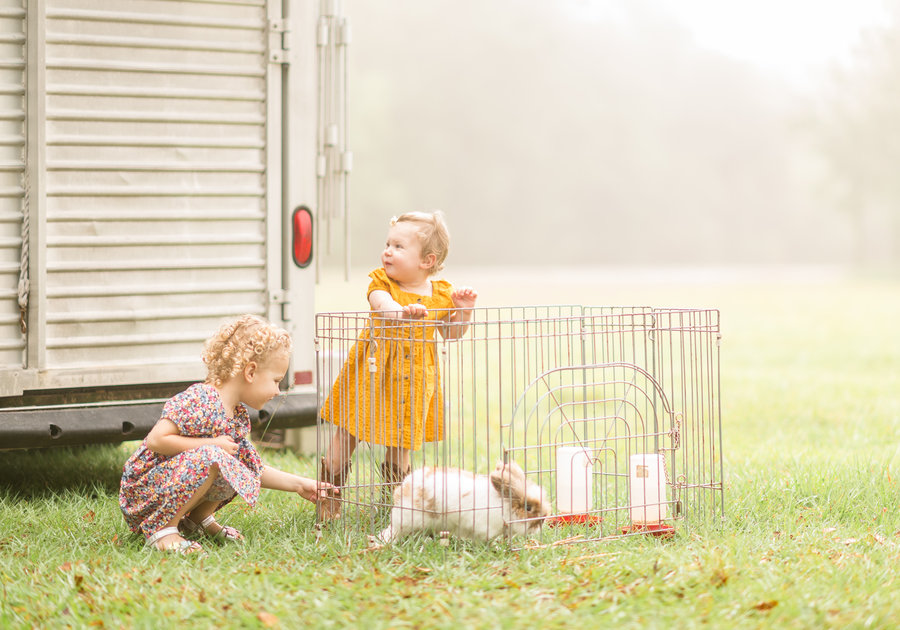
(315, 306, 723, 551)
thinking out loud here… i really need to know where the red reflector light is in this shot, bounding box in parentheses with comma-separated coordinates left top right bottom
(294, 370, 313, 385)
(292, 206, 313, 268)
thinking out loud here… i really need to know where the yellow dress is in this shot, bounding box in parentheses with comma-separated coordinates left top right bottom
(321, 268, 455, 450)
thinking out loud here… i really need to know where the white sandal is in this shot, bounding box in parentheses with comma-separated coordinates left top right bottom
(181, 515, 244, 542)
(201, 515, 244, 542)
(146, 526, 203, 554)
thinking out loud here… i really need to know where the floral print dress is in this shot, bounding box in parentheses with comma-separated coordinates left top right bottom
(119, 383, 263, 538)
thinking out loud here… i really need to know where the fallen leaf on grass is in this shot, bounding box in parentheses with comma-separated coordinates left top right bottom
(60, 562, 72, 572)
(710, 568, 730, 588)
(82, 511, 95, 522)
(257, 611, 279, 627)
(618, 578, 645, 596)
(823, 527, 837, 534)
(395, 575, 421, 587)
(869, 533, 889, 545)
(839, 538, 859, 545)
(752, 600, 778, 612)
(358, 541, 385, 553)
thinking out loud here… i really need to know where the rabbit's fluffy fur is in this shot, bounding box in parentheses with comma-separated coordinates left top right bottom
(378, 461, 551, 543)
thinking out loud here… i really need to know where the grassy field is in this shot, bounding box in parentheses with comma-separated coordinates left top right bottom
(2, 269, 899, 629)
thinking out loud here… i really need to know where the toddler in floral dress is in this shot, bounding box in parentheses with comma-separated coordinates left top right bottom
(119, 314, 331, 553)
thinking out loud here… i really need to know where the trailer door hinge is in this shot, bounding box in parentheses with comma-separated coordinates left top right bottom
(270, 19, 291, 64)
(270, 290, 292, 322)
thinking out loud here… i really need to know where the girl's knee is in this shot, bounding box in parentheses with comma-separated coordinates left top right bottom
(189, 446, 223, 481)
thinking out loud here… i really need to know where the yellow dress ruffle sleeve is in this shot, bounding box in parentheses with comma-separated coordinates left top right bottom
(320, 268, 455, 450)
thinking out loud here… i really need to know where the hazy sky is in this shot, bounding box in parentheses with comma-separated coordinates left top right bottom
(343, 0, 898, 269)
(660, 0, 891, 82)
(572, 0, 892, 85)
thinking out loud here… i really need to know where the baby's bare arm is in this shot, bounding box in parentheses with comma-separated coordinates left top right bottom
(369, 289, 428, 319)
(442, 286, 478, 339)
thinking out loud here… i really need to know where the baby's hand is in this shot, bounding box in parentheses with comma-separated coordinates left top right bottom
(402, 303, 428, 319)
(451, 287, 478, 309)
(211, 435, 238, 456)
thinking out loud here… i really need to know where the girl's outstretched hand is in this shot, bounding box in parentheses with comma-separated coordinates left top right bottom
(297, 477, 334, 503)
(451, 287, 478, 309)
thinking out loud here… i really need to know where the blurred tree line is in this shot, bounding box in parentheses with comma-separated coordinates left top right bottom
(328, 0, 897, 270)
(810, 0, 900, 268)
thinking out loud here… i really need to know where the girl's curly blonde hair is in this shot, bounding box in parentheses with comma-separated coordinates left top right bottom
(202, 314, 292, 387)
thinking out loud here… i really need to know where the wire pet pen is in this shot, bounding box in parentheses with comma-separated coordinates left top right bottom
(315, 306, 723, 550)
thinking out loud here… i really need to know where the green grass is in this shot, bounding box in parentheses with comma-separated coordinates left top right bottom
(3, 275, 900, 629)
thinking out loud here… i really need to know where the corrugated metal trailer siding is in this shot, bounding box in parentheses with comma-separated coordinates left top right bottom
(39, 0, 274, 385)
(0, 1, 25, 373)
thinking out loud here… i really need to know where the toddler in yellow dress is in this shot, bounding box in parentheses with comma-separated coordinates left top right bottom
(318, 211, 477, 519)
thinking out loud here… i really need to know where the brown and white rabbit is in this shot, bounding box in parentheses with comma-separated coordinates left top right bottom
(377, 460, 550, 543)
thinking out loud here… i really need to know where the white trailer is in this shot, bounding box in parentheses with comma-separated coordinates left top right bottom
(0, 0, 350, 449)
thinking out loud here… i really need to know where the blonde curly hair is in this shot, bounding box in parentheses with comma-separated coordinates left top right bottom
(202, 314, 292, 387)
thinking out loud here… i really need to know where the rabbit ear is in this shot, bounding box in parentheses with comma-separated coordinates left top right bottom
(490, 460, 527, 498)
(489, 463, 506, 494)
(505, 460, 525, 479)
